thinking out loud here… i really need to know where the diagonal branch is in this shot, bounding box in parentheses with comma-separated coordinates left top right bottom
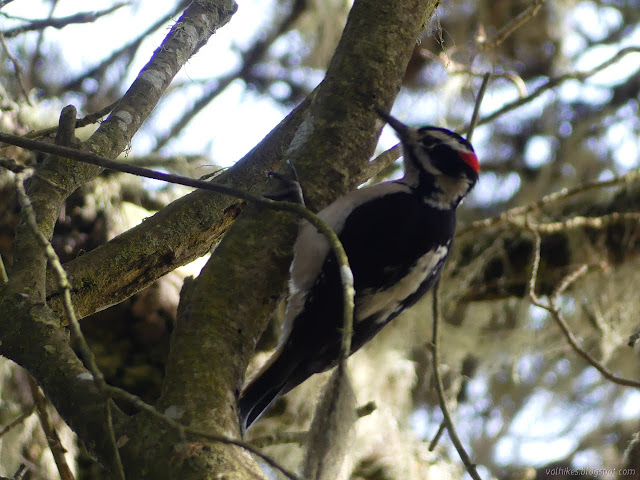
(477, 46, 640, 127)
(477, 0, 546, 51)
(153, 0, 305, 151)
(527, 230, 640, 389)
(44, 95, 311, 319)
(459, 166, 640, 236)
(1, 3, 130, 37)
(0, 1, 240, 475)
(14, 168, 126, 478)
(28, 376, 75, 480)
(0, 30, 31, 105)
(431, 281, 483, 480)
(59, 1, 191, 93)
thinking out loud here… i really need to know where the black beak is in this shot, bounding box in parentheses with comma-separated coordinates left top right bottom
(374, 106, 412, 139)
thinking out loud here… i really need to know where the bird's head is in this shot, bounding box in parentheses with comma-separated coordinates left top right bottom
(375, 108, 479, 209)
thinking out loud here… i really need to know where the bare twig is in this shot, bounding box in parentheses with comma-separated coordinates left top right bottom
(153, 0, 303, 151)
(103, 384, 301, 480)
(0, 405, 35, 438)
(527, 230, 640, 389)
(14, 169, 126, 480)
(428, 422, 446, 451)
(60, 1, 190, 94)
(28, 376, 75, 480)
(1, 3, 131, 38)
(466, 72, 491, 142)
(2, 127, 352, 480)
(28, 0, 55, 80)
(0, 30, 31, 105)
(104, 401, 125, 480)
(363, 143, 402, 181)
(10, 464, 27, 480)
(430, 280, 483, 480)
(428, 68, 491, 462)
(477, 0, 545, 51)
(0, 254, 7, 284)
(24, 100, 121, 140)
(459, 166, 640, 235)
(506, 212, 640, 233)
(420, 49, 528, 98)
(249, 400, 375, 448)
(478, 46, 640, 127)
(250, 431, 308, 449)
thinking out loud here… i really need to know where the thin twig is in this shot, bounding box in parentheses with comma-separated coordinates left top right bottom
(10, 464, 27, 480)
(0, 130, 356, 362)
(1, 3, 131, 38)
(14, 169, 126, 479)
(28, 376, 75, 480)
(428, 422, 446, 451)
(419, 48, 528, 98)
(459, 167, 640, 235)
(28, 0, 55, 79)
(506, 212, 640, 233)
(527, 230, 640, 389)
(477, 46, 640, 127)
(430, 280, 483, 480)
(466, 72, 491, 142)
(103, 384, 301, 480)
(363, 143, 402, 181)
(428, 67, 490, 461)
(59, 1, 189, 93)
(24, 100, 121, 140)
(0, 405, 35, 438)
(250, 431, 308, 449)
(152, 0, 303, 151)
(477, 0, 545, 51)
(104, 401, 125, 480)
(0, 30, 31, 105)
(249, 400, 375, 448)
(3, 128, 352, 480)
(0, 254, 7, 284)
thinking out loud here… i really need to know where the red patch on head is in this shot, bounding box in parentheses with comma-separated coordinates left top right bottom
(460, 152, 480, 174)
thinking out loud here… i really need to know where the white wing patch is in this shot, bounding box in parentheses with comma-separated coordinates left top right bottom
(355, 245, 449, 322)
(281, 181, 412, 343)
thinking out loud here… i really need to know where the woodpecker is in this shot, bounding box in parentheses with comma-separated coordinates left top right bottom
(238, 109, 479, 431)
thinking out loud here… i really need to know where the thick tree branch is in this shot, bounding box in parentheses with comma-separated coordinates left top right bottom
(155, 0, 441, 474)
(0, 1, 238, 475)
(45, 94, 311, 319)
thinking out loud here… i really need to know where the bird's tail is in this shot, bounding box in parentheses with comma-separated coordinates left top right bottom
(237, 351, 296, 431)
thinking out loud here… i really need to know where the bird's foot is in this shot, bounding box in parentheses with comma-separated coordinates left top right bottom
(263, 161, 305, 206)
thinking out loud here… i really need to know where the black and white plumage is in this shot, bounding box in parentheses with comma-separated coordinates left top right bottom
(238, 109, 479, 431)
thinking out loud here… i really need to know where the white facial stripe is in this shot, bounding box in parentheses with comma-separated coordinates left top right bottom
(425, 129, 473, 155)
(425, 175, 474, 209)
